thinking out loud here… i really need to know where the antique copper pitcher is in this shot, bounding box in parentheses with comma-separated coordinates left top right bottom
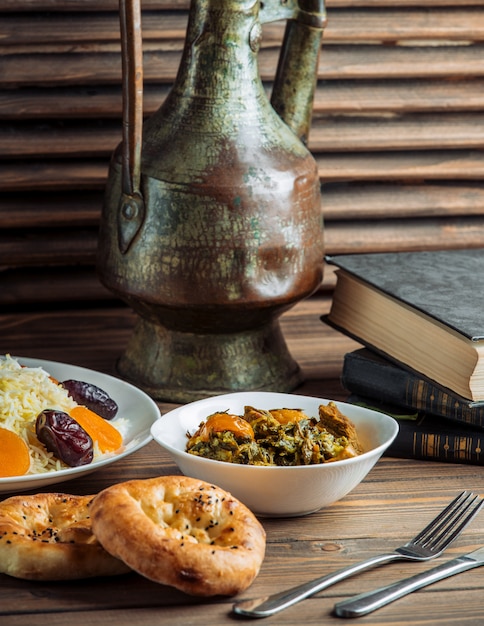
(97, 0, 326, 402)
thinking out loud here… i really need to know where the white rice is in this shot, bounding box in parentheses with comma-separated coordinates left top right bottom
(0, 354, 122, 475)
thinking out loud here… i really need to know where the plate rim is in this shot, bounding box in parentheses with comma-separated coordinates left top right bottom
(0, 355, 160, 491)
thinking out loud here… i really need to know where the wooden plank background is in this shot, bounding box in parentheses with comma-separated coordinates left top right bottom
(1, 0, 484, 310)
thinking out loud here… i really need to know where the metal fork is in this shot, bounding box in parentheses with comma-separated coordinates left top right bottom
(232, 491, 484, 618)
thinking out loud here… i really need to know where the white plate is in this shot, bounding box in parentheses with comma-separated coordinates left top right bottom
(0, 357, 160, 494)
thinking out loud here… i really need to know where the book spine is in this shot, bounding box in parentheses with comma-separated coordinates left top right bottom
(387, 417, 484, 467)
(342, 351, 484, 429)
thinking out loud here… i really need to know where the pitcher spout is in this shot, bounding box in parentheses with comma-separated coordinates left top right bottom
(264, 0, 327, 144)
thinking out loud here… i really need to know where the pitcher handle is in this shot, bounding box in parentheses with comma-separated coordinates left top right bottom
(260, 0, 327, 145)
(117, 0, 145, 254)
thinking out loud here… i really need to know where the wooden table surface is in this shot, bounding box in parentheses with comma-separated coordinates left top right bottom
(1, 294, 484, 625)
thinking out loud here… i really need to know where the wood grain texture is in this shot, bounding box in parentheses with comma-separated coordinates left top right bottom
(6, 113, 484, 157)
(4, 78, 484, 119)
(1, 1, 484, 308)
(4, 8, 484, 47)
(1, 300, 484, 625)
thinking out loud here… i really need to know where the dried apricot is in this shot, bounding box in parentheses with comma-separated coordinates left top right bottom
(0, 427, 30, 477)
(69, 406, 123, 453)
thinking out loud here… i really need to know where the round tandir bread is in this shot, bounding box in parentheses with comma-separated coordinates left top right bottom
(89, 475, 267, 596)
(0, 493, 131, 580)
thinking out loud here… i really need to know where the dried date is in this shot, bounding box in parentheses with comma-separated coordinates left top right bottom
(61, 380, 118, 420)
(36, 409, 93, 467)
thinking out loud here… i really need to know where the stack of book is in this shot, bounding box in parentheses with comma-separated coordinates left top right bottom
(322, 248, 484, 466)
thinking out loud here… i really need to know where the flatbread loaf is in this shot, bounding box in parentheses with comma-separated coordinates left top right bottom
(0, 493, 131, 580)
(89, 476, 266, 596)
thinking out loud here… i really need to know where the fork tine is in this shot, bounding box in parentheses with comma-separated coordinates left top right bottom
(411, 491, 470, 545)
(413, 491, 483, 551)
(430, 495, 484, 551)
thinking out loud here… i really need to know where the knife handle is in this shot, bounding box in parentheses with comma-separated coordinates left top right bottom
(333, 556, 480, 618)
(232, 552, 401, 617)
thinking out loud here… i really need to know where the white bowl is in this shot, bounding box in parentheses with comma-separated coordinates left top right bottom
(151, 391, 398, 517)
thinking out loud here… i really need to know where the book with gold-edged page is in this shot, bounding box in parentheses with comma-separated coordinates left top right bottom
(342, 348, 484, 428)
(348, 394, 484, 467)
(322, 249, 484, 402)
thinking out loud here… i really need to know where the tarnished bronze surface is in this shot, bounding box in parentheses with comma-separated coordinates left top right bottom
(97, 0, 326, 401)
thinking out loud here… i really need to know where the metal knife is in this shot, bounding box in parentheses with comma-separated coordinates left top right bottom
(333, 546, 484, 618)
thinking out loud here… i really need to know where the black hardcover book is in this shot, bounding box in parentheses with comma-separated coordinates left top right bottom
(349, 395, 484, 467)
(342, 348, 484, 429)
(323, 249, 484, 402)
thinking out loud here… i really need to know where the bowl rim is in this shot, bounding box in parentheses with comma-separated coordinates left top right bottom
(151, 391, 399, 471)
